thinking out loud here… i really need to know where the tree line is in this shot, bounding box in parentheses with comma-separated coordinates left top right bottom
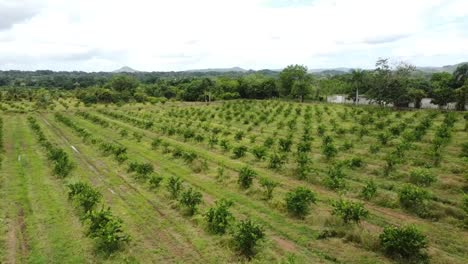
(1, 59, 467, 110)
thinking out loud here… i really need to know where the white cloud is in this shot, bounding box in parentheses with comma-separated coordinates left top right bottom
(0, 0, 467, 71)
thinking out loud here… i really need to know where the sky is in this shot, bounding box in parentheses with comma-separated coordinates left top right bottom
(0, 0, 467, 72)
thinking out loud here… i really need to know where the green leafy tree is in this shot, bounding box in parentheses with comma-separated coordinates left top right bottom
(238, 166, 257, 189)
(167, 176, 183, 198)
(67, 182, 102, 213)
(285, 187, 317, 218)
(259, 177, 279, 200)
(86, 208, 131, 253)
(279, 64, 308, 96)
(179, 187, 203, 215)
(232, 219, 265, 258)
(332, 199, 369, 223)
(205, 199, 234, 234)
(379, 225, 428, 260)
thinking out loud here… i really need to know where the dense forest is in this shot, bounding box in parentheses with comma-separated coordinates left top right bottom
(1, 59, 467, 110)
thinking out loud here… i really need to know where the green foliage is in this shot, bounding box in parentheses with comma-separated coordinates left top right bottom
(238, 166, 257, 189)
(379, 225, 428, 261)
(205, 199, 234, 234)
(148, 175, 163, 189)
(259, 177, 279, 200)
(285, 187, 317, 218)
(461, 142, 468, 158)
(268, 152, 285, 170)
(179, 187, 203, 215)
(127, 161, 154, 179)
(86, 207, 131, 253)
(232, 145, 247, 159)
(167, 176, 183, 199)
(324, 164, 346, 190)
(232, 219, 265, 258)
(399, 184, 430, 216)
(409, 168, 437, 187)
(332, 199, 369, 223)
(361, 180, 377, 200)
(251, 145, 267, 160)
(322, 142, 337, 160)
(67, 182, 102, 213)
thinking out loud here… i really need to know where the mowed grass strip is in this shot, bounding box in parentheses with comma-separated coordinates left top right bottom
(0, 114, 91, 263)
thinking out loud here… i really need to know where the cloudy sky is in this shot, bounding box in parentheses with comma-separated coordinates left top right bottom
(1, 0, 467, 72)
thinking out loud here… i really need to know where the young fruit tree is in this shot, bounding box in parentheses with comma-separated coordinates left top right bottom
(285, 187, 317, 218)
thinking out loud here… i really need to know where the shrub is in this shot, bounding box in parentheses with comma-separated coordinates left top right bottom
(234, 131, 245, 141)
(67, 182, 102, 213)
(295, 152, 312, 180)
(324, 165, 346, 190)
(119, 129, 128, 138)
(86, 208, 130, 253)
(148, 175, 163, 189)
(263, 137, 275, 148)
(361, 180, 377, 200)
(238, 167, 257, 189)
(205, 199, 234, 234)
(463, 194, 468, 214)
(151, 138, 162, 149)
(179, 187, 203, 215)
(322, 143, 337, 160)
(285, 187, 317, 218)
(379, 225, 428, 260)
(268, 152, 285, 170)
(259, 177, 279, 200)
(167, 176, 183, 198)
(399, 184, 430, 216)
(332, 199, 369, 223)
(232, 219, 265, 258)
(232, 145, 247, 159)
(347, 157, 364, 169)
(278, 137, 293, 152)
(409, 168, 437, 187)
(461, 142, 468, 158)
(251, 145, 267, 160)
(127, 162, 154, 179)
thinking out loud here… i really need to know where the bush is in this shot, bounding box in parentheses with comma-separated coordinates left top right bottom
(148, 175, 163, 189)
(322, 143, 337, 160)
(127, 162, 154, 179)
(167, 176, 183, 199)
(151, 138, 162, 149)
(409, 168, 437, 187)
(399, 184, 430, 216)
(347, 157, 364, 169)
(86, 208, 130, 253)
(295, 152, 312, 180)
(324, 165, 346, 190)
(332, 199, 369, 223)
(238, 167, 257, 189)
(379, 225, 428, 261)
(67, 182, 102, 213)
(232, 219, 265, 258)
(259, 177, 279, 200)
(268, 152, 285, 170)
(460, 142, 468, 158)
(285, 187, 317, 218)
(232, 145, 247, 159)
(361, 180, 377, 200)
(278, 137, 293, 152)
(251, 145, 267, 160)
(205, 199, 234, 234)
(179, 187, 203, 215)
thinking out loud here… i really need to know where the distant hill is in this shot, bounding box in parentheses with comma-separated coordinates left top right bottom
(416, 62, 467, 74)
(113, 66, 139, 73)
(186, 67, 248, 73)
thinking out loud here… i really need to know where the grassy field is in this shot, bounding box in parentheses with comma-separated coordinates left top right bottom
(0, 99, 467, 263)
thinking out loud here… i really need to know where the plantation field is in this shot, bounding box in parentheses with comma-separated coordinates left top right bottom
(0, 100, 467, 263)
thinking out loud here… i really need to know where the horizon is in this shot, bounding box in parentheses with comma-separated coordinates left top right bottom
(1, 0, 467, 72)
